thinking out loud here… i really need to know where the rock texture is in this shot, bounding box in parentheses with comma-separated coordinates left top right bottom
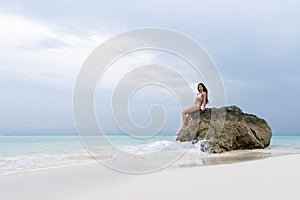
(177, 105, 272, 153)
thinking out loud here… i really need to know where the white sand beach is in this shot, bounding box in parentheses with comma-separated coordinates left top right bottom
(1, 154, 299, 200)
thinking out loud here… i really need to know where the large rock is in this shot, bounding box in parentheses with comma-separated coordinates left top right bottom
(176, 105, 272, 153)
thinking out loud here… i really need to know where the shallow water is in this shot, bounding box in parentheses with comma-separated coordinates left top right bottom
(0, 135, 299, 175)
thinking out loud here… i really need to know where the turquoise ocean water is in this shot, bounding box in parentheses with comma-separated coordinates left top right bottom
(0, 135, 300, 175)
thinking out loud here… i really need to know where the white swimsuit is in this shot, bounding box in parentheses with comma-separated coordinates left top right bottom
(195, 93, 202, 110)
(196, 93, 202, 100)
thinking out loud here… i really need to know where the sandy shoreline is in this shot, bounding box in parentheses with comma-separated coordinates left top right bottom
(1, 154, 300, 200)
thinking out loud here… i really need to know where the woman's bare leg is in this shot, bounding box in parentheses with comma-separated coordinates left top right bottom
(182, 105, 201, 127)
(182, 112, 187, 128)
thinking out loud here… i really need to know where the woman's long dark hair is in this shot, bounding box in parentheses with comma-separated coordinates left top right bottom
(197, 83, 209, 104)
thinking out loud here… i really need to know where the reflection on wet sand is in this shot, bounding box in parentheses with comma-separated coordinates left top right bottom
(177, 148, 300, 168)
(202, 151, 272, 166)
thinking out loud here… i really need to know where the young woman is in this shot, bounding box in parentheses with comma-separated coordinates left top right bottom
(181, 83, 209, 127)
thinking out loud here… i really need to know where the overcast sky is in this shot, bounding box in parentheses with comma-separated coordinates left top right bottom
(0, 0, 300, 135)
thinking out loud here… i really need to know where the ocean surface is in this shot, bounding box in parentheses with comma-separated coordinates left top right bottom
(1, 135, 300, 175)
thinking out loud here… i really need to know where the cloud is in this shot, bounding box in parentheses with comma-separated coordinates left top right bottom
(1, 1, 300, 134)
(0, 13, 106, 49)
(97, 50, 204, 90)
(0, 14, 109, 90)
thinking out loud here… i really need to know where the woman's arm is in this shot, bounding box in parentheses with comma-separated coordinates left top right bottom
(201, 92, 207, 111)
